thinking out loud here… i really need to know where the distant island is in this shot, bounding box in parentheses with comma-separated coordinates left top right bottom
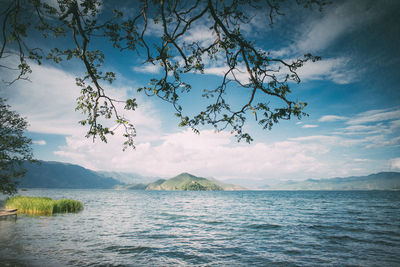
(131, 172, 246, 191)
(14, 161, 400, 191)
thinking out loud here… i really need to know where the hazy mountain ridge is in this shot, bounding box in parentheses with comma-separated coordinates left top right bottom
(19, 161, 121, 189)
(260, 172, 400, 190)
(207, 177, 248, 191)
(97, 171, 160, 185)
(17, 162, 244, 191)
(15, 161, 400, 191)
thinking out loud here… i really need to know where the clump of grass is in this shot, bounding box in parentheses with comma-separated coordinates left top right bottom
(5, 196, 83, 216)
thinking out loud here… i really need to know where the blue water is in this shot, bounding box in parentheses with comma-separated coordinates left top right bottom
(1, 190, 400, 266)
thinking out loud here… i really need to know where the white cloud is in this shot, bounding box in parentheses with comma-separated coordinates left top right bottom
(296, 1, 379, 53)
(353, 158, 371, 163)
(204, 54, 357, 85)
(33, 140, 47, 146)
(181, 25, 216, 47)
(390, 120, 400, 130)
(132, 63, 161, 74)
(203, 65, 250, 84)
(320, 110, 400, 149)
(347, 109, 400, 125)
(294, 113, 400, 149)
(391, 158, 400, 170)
(289, 134, 364, 148)
(302, 124, 318, 129)
(297, 57, 358, 84)
(45, 102, 399, 182)
(54, 128, 337, 180)
(274, 0, 384, 56)
(319, 115, 348, 122)
(338, 124, 389, 135)
(289, 135, 334, 142)
(1, 63, 85, 136)
(54, 125, 396, 181)
(262, 56, 358, 85)
(144, 18, 164, 37)
(0, 62, 162, 142)
(270, 0, 392, 85)
(363, 135, 400, 149)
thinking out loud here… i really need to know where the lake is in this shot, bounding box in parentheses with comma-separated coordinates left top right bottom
(1, 189, 400, 266)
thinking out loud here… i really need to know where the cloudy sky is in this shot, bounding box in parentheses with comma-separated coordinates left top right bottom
(1, 0, 400, 184)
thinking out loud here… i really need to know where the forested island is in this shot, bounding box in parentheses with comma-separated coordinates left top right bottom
(132, 173, 246, 191)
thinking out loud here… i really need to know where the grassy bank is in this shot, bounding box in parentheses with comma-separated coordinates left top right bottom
(5, 196, 83, 216)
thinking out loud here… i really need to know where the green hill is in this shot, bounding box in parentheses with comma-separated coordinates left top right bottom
(144, 179, 166, 190)
(146, 173, 227, 191)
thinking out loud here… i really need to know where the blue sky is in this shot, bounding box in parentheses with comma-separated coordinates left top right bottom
(1, 0, 400, 183)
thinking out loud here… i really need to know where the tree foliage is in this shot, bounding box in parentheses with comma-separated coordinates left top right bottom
(0, 98, 33, 195)
(0, 0, 327, 149)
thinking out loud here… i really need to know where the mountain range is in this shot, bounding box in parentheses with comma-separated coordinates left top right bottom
(17, 161, 244, 190)
(260, 172, 400, 190)
(19, 161, 121, 189)
(15, 161, 400, 191)
(97, 171, 161, 185)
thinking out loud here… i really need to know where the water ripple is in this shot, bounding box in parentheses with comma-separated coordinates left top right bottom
(1, 190, 399, 266)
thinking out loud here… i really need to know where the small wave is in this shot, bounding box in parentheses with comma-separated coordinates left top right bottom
(147, 233, 179, 239)
(326, 234, 366, 244)
(309, 224, 365, 233)
(284, 249, 302, 255)
(346, 210, 363, 215)
(104, 245, 152, 254)
(308, 224, 330, 230)
(158, 250, 211, 264)
(368, 229, 400, 237)
(203, 220, 224, 225)
(247, 223, 282, 230)
(373, 239, 398, 246)
(159, 212, 188, 220)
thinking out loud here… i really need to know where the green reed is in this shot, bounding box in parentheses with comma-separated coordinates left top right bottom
(5, 196, 83, 216)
